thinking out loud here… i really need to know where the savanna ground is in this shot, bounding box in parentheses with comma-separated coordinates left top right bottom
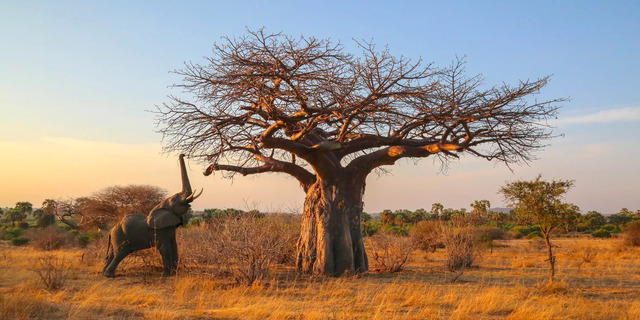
(1, 235, 639, 320)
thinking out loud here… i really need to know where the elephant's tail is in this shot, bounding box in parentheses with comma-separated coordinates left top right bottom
(105, 233, 112, 260)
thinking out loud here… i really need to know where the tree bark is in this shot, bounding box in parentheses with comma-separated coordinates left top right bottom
(57, 214, 79, 229)
(296, 176, 368, 276)
(543, 229, 555, 283)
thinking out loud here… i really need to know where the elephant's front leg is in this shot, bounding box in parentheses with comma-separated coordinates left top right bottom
(170, 235, 178, 274)
(156, 229, 177, 276)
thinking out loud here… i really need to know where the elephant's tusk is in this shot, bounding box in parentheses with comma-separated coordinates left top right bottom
(187, 188, 203, 201)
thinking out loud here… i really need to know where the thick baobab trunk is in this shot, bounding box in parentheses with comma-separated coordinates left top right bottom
(296, 178, 368, 276)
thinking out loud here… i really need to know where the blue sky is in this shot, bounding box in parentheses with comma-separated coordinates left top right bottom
(1, 1, 639, 214)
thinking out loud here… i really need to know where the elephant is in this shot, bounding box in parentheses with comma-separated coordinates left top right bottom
(102, 154, 202, 277)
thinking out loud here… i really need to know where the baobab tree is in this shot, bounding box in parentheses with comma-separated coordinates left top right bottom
(156, 30, 564, 276)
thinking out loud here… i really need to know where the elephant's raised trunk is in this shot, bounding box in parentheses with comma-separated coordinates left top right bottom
(179, 154, 192, 197)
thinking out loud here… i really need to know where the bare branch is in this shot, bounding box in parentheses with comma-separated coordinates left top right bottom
(156, 30, 564, 187)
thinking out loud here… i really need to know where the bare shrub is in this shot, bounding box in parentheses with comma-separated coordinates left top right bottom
(178, 224, 229, 276)
(476, 226, 505, 253)
(178, 213, 299, 285)
(31, 254, 71, 291)
(222, 215, 297, 285)
(476, 226, 505, 240)
(264, 213, 300, 265)
(624, 221, 640, 246)
(368, 231, 414, 273)
(579, 246, 597, 263)
(26, 226, 69, 250)
(126, 249, 163, 281)
(440, 224, 478, 272)
(82, 235, 109, 266)
(410, 220, 443, 253)
(534, 280, 572, 295)
(529, 238, 547, 251)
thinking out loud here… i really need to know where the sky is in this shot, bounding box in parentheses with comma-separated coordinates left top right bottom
(1, 1, 639, 214)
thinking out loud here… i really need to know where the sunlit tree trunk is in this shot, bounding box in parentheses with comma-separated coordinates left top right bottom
(296, 176, 368, 275)
(542, 227, 555, 283)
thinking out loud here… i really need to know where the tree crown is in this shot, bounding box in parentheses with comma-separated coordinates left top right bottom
(157, 29, 564, 190)
(499, 175, 576, 231)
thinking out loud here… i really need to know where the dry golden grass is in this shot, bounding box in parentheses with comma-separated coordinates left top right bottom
(1, 237, 639, 319)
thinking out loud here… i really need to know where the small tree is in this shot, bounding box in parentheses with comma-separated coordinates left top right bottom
(431, 203, 444, 218)
(380, 210, 395, 225)
(15, 202, 33, 217)
(470, 200, 491, 218)
(499, 175, 575, 283)
(3, 205, 29, 227)
(609, 212, 633, 228)
(558, 203, 581, 232)
(580, 211, 606, 231)
(38, 199, 58, 227)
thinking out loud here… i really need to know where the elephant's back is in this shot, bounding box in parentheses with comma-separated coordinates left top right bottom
(122, 214, 147, 224)
(119, 214, 150, 235)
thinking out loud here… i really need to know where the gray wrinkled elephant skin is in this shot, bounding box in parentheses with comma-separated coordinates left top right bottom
(102, 154, 202, 277)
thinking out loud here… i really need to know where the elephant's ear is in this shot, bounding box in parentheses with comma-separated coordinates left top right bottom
(147, 209, 181, 229)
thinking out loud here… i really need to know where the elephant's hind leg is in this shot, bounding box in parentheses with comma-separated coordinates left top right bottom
(103, 249, 130, 277)
(102, 251, 115, 274)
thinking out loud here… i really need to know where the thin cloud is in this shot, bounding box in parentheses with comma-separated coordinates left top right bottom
(555, 107, 640, 125)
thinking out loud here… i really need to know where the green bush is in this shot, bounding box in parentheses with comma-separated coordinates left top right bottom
(37, 214, 57, 228)
(76, 233, 91, 247)
(86, 230, 104, 240)
(476, 226, 505, 240)
(497, 222, 516, 231)
(18, 222, 30, 229)
(1, 227, 23, 240)
(382, 224, 410, 236)
(11, 237, 29, 246)
(187, 216, 204, 227)
(591, 229, 612, 238)
(363, 221, 382, 236)
(510, 226, 533, 239)
(576, 223, 587, 232)
(601, 224, 621, 233)
(525, 231, 542, 239)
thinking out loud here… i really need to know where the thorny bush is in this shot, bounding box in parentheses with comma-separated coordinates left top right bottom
(368, 231, 414, 273)
(624, 221, 640, 246)
(31, 253, 71, 291)
(440, 222, 479, 272)
(178, 213, 299, 285)
(410, 220, 443, 253)
(27, 226, 70, 250)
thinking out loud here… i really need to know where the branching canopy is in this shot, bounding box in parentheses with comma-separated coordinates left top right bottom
(499, 175, 576, 233)
(157, 30, 564, 191)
